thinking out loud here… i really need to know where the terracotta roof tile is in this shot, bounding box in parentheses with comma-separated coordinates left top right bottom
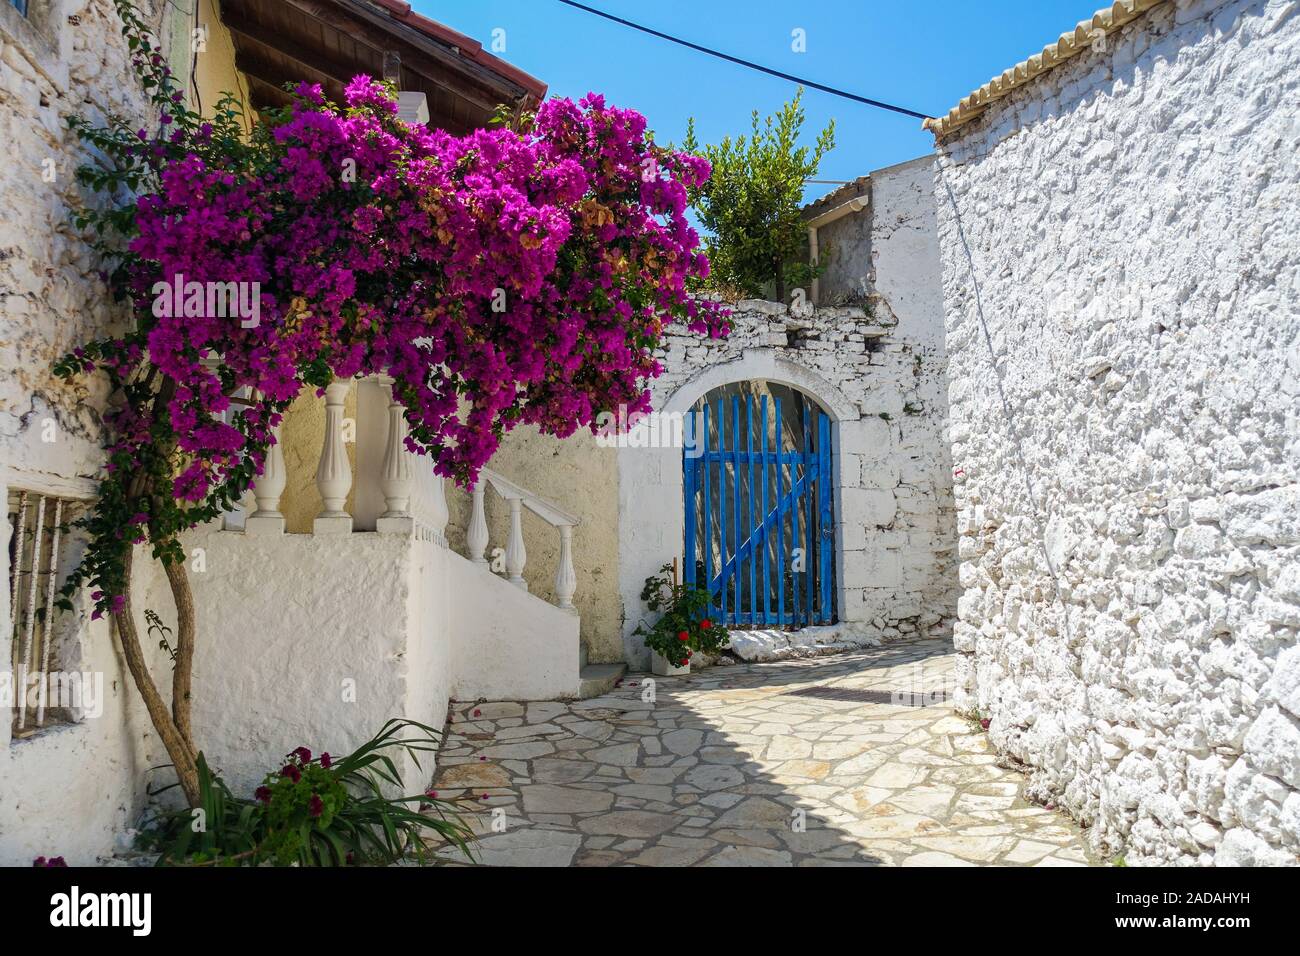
(369, 0, 547, 100)
(924, 0, 1166, 138)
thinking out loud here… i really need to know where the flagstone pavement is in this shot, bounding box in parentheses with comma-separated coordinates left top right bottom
(429, 638, 1096, 867)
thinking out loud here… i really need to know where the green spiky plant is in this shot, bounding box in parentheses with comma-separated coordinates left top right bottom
(141, 719, 475, 866)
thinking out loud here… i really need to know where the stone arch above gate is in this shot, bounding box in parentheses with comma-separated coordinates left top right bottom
(662, 348, 859, 424)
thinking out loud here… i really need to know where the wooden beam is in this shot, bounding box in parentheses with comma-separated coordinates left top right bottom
(243, 73, 295, 112)
(276, 0, 519, 113)
(223, 9, 361, 90)
(234, 47, 346, 99)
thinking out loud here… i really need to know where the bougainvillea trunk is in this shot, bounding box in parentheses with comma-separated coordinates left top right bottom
(112, 550, 201, 807)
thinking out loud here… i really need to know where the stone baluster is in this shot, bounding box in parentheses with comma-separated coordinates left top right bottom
(555, 525, 577, 611)
(505, 497, 528, 590)
(246, 419, 287, 535)
(313, 378, 353, 534)
(466, 479, 489, 567)
(375, 375, 413, 533)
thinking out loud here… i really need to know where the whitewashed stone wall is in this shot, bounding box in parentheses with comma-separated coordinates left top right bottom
(619, 160, 957, 668)
(935, 0, 1300, 865)
(0, 0, 186, 865)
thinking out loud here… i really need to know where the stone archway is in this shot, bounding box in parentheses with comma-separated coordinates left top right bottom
(618, 349, 860, 668)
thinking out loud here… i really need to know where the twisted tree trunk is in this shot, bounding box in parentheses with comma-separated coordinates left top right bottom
(163, 558, 196, 745)
(111, 547, 201, 807)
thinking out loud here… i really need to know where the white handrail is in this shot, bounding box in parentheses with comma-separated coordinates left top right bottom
(479, 467, 580, 528)
(467, 467, 580, 611)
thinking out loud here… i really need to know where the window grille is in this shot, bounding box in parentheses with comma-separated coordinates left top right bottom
(7, 489, 79, 737)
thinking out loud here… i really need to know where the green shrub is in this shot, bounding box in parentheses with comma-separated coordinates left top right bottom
(141, 719, 474, 866)
(635, 563, 730, 667)
(680, 88, 835, 301)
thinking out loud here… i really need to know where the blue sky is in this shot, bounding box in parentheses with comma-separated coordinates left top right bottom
(418, 0, 1096, 204)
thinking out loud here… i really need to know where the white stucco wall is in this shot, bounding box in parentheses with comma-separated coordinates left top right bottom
(935, 0, 1299, 865)
(176, 526, 577, 796)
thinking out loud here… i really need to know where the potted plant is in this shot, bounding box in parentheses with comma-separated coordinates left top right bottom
(636, 563, 729, 675)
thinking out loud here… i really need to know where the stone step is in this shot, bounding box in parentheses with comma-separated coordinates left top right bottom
(578, 663, 626, 699)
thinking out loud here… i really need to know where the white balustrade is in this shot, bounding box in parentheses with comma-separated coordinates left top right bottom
(313, 378, 353, 534)
(467, 482, 489, 567)
(555, 525, 577, 611)
(246, 419, 287, 535)
(375, 375, 413, 534)
(504, 498, 527, 590)
(230, 381, 578, 622)
(465, 467, 581, 614)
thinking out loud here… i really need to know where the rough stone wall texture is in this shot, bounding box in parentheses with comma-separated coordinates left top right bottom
(0, 0, 194, 865)
(935, 0, 1300, 865)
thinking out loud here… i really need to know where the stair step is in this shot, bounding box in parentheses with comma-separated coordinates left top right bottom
(579, 663, 627, 699)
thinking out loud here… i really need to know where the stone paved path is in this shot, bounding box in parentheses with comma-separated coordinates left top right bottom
(430, 638, 1095, 866)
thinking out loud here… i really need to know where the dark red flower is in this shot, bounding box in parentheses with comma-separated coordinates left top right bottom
(32, 856, 67, 868)
(979, 718, 991, 730)
(280, 764, 302, 783)
(319, 752, 332, 769)
(700, 619, 712, 629)
(254, 786, 272, 804)
(308, 794, 324, 818)
(677, 631, 689, 642)
(473, 709, 481, 717)
(291, 746, 312, 764)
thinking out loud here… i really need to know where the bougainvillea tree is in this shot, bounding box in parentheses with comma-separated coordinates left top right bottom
(58, 0, 726, 806)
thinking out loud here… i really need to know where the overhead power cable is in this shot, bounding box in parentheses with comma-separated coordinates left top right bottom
(554, 0, 933, 121)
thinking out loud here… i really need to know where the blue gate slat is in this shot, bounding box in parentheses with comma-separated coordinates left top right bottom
(716, 399, 726, 621)
(683, 409, 697, 589)
(775, 396, 785, 627)
(819, 413, 833, 622)
(732, 397, 741, 626)
(804, 401, 814, 625)
(701, 402, 712, 613)
(746, 394, 756, 627)
(760, 396, 771, 626)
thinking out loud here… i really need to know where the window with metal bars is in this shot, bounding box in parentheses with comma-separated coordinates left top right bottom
(7, 489, 81, 738)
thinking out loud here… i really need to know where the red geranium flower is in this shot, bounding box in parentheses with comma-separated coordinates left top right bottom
(280, 764, 302, 783)
(254, 786, 272, 804)
(700, 619, 711, 629)
(308, 794, 324, 818)
(291, 746, 312, 764)
(319, 752, 331, 769)
(677, 630, 689, 641)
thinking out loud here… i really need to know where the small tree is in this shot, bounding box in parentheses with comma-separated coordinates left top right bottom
(681, 88, 835, 302)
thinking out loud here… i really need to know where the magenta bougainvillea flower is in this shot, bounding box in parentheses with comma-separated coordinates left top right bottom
(62, 70, 727, 620)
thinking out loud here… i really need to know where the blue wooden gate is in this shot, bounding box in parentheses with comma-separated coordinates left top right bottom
(683, 394, 835, 628)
